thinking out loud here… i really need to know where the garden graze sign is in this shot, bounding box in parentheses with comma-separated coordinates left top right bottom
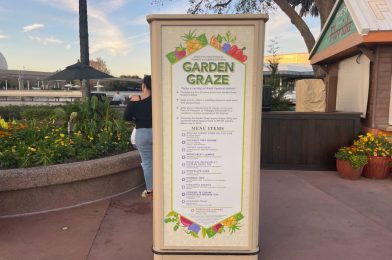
(148, 14, 267, 260)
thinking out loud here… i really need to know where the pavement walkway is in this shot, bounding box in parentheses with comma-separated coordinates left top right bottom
(1, 170, 392, 260)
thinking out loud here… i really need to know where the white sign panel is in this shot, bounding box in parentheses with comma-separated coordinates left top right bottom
(161, 27, 254, 246)
(171, 45, 246, 228)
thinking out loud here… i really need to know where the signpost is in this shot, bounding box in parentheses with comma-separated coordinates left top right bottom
(148, 14, 268, 260)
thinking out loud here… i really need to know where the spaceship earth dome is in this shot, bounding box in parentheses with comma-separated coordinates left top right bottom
(0, 52, 8, 70)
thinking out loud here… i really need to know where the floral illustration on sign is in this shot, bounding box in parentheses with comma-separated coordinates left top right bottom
(166, 30, 247, 64)
(164, 211, 244, 239)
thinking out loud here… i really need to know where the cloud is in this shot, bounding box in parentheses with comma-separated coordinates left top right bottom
(129, 0, 189, 26)
(36, 0, 130, 55)
(65, 44, 71, 49)
(0, 6, 10, 13)
(265, 9, 321, 54)
(0, 34, 9, 39)
(87, 8, 130, 55)
(29, 35, 63, 45)
(35, 0, 78, 12)
(23, 23, 45, 32)
(96, 0, 128, 12)
(127, 32, 150, 48)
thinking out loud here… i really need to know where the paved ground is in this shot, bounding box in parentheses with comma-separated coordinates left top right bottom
(1, 170, 392, 260)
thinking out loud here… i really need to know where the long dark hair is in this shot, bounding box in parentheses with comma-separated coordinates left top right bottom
(143, 75, 151, 91)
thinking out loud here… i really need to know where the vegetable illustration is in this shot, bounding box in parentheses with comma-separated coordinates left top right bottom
(182, 30, 202, 54)
(228, 45, 239, 56)
(165, 30, 246, 64)
(180, 216, 193, 227)
(210, 35, 221, 49)
(166, 51, 177, 64)
(221, 31, 236, 53)
(175, 45, 186, 59)
(188, 223, 201, 234)
(213, 223, 223, 233)
(222, 43, 231, 53)
(222, 216, 237, 227)
(227, 45, 247, 62)
(165, 211, 244, 238)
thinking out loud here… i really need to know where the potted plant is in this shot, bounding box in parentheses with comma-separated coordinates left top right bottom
(335, 146, 368, 180)
(353, 133, 392, 179)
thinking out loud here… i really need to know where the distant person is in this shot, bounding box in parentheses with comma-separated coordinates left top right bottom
(123, 75, 153, 199)
(112, 91, 125, 105)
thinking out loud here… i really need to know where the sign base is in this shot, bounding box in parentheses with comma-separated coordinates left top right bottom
(153, 247, 260, 260)
(154, 255, 258, 260)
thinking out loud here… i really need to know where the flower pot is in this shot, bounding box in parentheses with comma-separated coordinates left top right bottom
(336, 159, 363, 180)
(362, 156, 391, 179)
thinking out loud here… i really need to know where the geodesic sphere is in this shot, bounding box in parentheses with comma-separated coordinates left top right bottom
(0, 52, 8, 70)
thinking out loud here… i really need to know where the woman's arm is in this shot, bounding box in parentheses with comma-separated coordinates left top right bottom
(123, 102, 134, 121)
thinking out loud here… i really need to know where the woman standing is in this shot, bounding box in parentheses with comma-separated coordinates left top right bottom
(123, 75, 153, 199)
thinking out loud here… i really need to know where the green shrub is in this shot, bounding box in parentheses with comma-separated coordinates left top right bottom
(21, 107, 55, 121)
(0, 98, 132, 169)
(0, 105, 24, 120)
(0, 105, 68, 121)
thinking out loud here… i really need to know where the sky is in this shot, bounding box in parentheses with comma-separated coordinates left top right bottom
(0, 0, 320, 77)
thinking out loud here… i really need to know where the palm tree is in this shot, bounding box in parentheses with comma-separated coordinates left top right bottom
(79, 0, 91, 99)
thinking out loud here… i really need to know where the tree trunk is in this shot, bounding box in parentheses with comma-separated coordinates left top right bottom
(79, 0, 90, 100)
(315, 0, 337, 29)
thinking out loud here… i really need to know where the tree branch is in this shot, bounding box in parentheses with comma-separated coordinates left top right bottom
(273, 0, 315, 53)
(214, 0, 233, 8)
(190, 0, 204, 14)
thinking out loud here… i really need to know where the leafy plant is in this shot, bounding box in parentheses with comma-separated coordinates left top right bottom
(265, 38, 292, 111)
(335, 146, 368, 170)
(353, 133, 392, 157)
(0, 100, 132, 170)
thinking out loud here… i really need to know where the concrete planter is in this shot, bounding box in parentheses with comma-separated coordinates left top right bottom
(0, 151, 144, 217)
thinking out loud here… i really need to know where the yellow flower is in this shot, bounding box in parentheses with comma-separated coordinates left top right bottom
(28, 147, 37, 152)
(0, 117, 9, 129)
(60, 133, 65, 138)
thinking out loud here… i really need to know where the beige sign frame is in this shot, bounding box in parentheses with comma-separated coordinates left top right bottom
(148, 14, 268, 258)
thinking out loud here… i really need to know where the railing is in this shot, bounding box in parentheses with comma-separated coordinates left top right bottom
(0, 90, 82, 101)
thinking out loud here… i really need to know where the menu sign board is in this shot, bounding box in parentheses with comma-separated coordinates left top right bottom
(171, 44, 246, 226)
(166, 28, 248, 247)
(148, 15, 267, 255)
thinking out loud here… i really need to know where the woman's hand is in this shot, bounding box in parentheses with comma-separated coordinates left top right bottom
(130, 95, 140, 102)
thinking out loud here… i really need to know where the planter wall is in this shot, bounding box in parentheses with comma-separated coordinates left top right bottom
(0, 151, 144, 217)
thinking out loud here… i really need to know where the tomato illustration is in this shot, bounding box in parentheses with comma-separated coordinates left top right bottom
(180, 216, 192, 227)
